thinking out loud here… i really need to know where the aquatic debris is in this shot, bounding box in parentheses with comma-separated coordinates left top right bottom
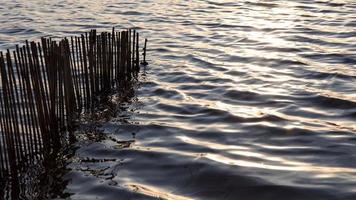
(0, 28, 147, 196)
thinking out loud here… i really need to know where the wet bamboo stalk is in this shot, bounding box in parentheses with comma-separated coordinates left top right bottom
(0, 56, 10, 174)
(136, 33, 140, 70)
(31, 42, 51, 146)
(132, 30, 136, 73)
(69, 37, 81, 112)
(14, 47, 34, 160)
(0, 95, 9, 174)
(77, 37, 86, 110)
(116, 32, 122, 80)
(88, 31, 95, 110)
(12, 50, 29, 158)
(5, 50, 23, 164)
(129, 31, 132, 77)
(142, 38, 148, 66)
(0, 52, 19, 178)
(112, 28, 115, 86)
(26, 41, 49, 153)
(19, 47, 42, 157)
(81, 35, 90, 110)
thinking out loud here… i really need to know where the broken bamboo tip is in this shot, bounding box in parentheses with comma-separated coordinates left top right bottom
(141, 38, 148, 66)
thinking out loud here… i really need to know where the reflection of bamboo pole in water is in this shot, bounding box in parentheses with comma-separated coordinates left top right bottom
(0, 28, 148, 193)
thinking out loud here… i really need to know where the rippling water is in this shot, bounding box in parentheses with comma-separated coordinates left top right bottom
(1, 0, 356, 199)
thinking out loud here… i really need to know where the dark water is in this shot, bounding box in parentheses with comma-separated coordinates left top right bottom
(1, 0, 356, 199)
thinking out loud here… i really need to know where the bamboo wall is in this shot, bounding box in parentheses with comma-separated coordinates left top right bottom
(0, 28, 144, 182)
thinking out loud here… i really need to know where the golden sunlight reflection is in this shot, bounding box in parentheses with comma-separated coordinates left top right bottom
(124, 183, 193, 200)
(215, 99, 355, 133)
(146, 82, 356, 134)
(176, 136, 356, 175)
(216, 101, 271, 118)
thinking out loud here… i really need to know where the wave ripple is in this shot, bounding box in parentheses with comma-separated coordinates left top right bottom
(1, 0, 356, 199)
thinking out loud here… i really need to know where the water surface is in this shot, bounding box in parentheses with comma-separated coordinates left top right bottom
(1, 0, 356, 199)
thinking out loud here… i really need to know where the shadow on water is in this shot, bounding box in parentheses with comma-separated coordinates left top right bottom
(1, 147, 72, 199)
(0, 78, 141, 199)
